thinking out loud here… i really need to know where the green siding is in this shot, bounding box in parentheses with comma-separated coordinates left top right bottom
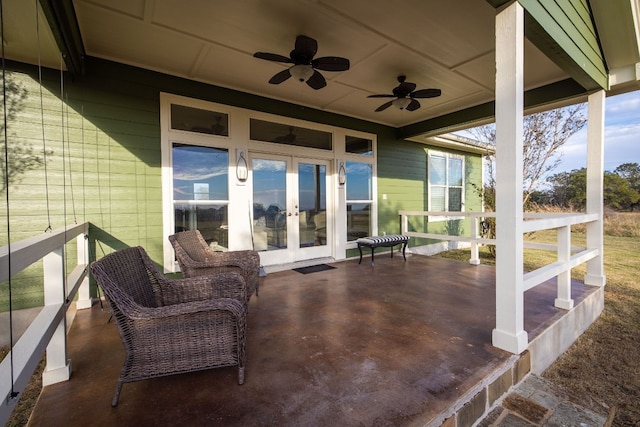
(376, 137, 484, 249)
(485, 0, 607, 91)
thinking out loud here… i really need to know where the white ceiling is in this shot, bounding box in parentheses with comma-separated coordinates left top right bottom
(1, 0, 579, 128)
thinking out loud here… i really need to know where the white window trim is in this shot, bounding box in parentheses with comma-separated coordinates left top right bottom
(427, 150, 465, 222)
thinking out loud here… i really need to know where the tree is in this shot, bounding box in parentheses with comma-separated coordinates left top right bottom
(468, 105, 587, 257)
(1, 74, 50, 192)
(614, 163, 640, 210)
(470, 104, 587, 207)
(603, 171, 640, 210)
(546, 167, 640, 211)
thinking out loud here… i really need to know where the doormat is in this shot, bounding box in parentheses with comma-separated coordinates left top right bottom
(292, 264, 336, 274)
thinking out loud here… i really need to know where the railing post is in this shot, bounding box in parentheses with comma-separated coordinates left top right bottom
(76, 232, 92, 310)
(469, 216, 480, 265)
(555, 225, 574, 309)
(42, 247, 72, 386)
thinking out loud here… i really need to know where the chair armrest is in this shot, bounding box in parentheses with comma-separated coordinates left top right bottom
(128, 297, 246, 321)
(160, 272, 247, 305)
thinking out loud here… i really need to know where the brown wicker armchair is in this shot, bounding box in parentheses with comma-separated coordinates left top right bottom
(169, 230, 260, 300)
(90, 246, 247, 407)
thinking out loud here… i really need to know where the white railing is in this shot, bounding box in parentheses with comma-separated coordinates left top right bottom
(0, 222, 91, 425)
(399, 210, 599, 302)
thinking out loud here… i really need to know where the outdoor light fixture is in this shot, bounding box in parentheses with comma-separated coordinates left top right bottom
(236, 149, 248, 183)
(392, 97, 412, 110)
(338, 160, 346, 186)
(290, 64, 314, 82)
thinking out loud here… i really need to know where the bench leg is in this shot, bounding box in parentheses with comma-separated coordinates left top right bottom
(358, 244, 363, 264)
(370, 246, 375, 266)
(402, 242, 407, 261)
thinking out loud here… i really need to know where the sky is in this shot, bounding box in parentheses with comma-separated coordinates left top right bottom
(558, 89, 640, 174)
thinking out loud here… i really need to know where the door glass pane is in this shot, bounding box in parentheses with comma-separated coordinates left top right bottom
(298, 163, 326, 248)
(252, 158, 287, 250)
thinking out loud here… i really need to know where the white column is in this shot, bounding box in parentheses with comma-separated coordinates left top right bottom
(492, 1, 528, 354)
(585, 90, 606, 287)
(42, 248, 72, 385)
(469, 217, 480, 265)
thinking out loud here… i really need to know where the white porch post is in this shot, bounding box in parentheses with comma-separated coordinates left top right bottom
(42, 248, 72, 385)
(555, 225, 574, 309)
(492, 1, 528, 354)
(585, 90, 607, 287)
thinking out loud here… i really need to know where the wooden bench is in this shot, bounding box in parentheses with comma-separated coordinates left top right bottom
(356, 235, 409, 266)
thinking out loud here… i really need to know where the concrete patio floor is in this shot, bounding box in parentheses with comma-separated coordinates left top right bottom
(26, 254, 598, 426)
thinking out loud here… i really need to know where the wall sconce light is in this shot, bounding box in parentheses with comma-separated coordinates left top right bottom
(236, 149, 248, 183)
(338, 160, 346, 186)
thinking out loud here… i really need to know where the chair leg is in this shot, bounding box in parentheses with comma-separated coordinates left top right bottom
(238, 367, 245, 385)
(112, 381, 123, 407)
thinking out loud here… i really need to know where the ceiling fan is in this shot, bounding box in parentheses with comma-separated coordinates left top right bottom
(253, 35, 350, 90)
(368, 75, 441, 112)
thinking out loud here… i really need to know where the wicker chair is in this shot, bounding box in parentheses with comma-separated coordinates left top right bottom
(90, 246, 247, 407)
(169, 230, 260, 300)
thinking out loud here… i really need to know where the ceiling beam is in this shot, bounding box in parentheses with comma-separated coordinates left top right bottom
(397, 78, 586, 139)
(38, 0, 85, 76)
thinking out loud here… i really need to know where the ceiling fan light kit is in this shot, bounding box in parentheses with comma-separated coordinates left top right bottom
(392, 97, 412, 110)
(290, 64, 314, 82)
(254, 35, 350, 90)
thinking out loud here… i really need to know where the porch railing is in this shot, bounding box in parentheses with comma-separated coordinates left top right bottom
(399, 210, 600, 308)
(0, 222, 92, 425)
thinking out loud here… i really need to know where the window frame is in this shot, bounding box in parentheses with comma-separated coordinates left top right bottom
(427, 150, 465, 221)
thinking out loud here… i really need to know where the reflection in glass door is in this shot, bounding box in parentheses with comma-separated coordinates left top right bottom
(251, 154, 331, 265)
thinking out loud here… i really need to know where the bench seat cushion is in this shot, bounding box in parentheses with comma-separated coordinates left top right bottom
(356, 235, 408, 246)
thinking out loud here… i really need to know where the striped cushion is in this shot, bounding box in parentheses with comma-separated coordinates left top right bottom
(357, 235, 408, 246)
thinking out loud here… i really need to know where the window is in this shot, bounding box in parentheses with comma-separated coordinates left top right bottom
(345, 135, 373, 156)
(170, 104, 229, 136)
(249, 118, 332, 150)
(428, 152, 464, 213)
(172, 144, 229, 249)
(346, 161, 372, 241)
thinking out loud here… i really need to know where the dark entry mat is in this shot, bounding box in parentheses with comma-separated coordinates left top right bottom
(292, 264, 336, 274)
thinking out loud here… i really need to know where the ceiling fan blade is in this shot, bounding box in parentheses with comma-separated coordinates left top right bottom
(406, 99, 421, 111)
(411, 88, 442, 98)
(294, 35, 318, 60)
(312, 56, 350, 72)
(395, 82, 416, 96)
(268, 69, 292, 84)
(254, 52, 293, 63)
(306, 70, 327, 90)
(375, 100, 394, 112)
(367, 94, 396, 98)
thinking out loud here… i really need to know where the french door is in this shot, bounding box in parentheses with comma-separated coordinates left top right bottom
(250, 153, 332, 265)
